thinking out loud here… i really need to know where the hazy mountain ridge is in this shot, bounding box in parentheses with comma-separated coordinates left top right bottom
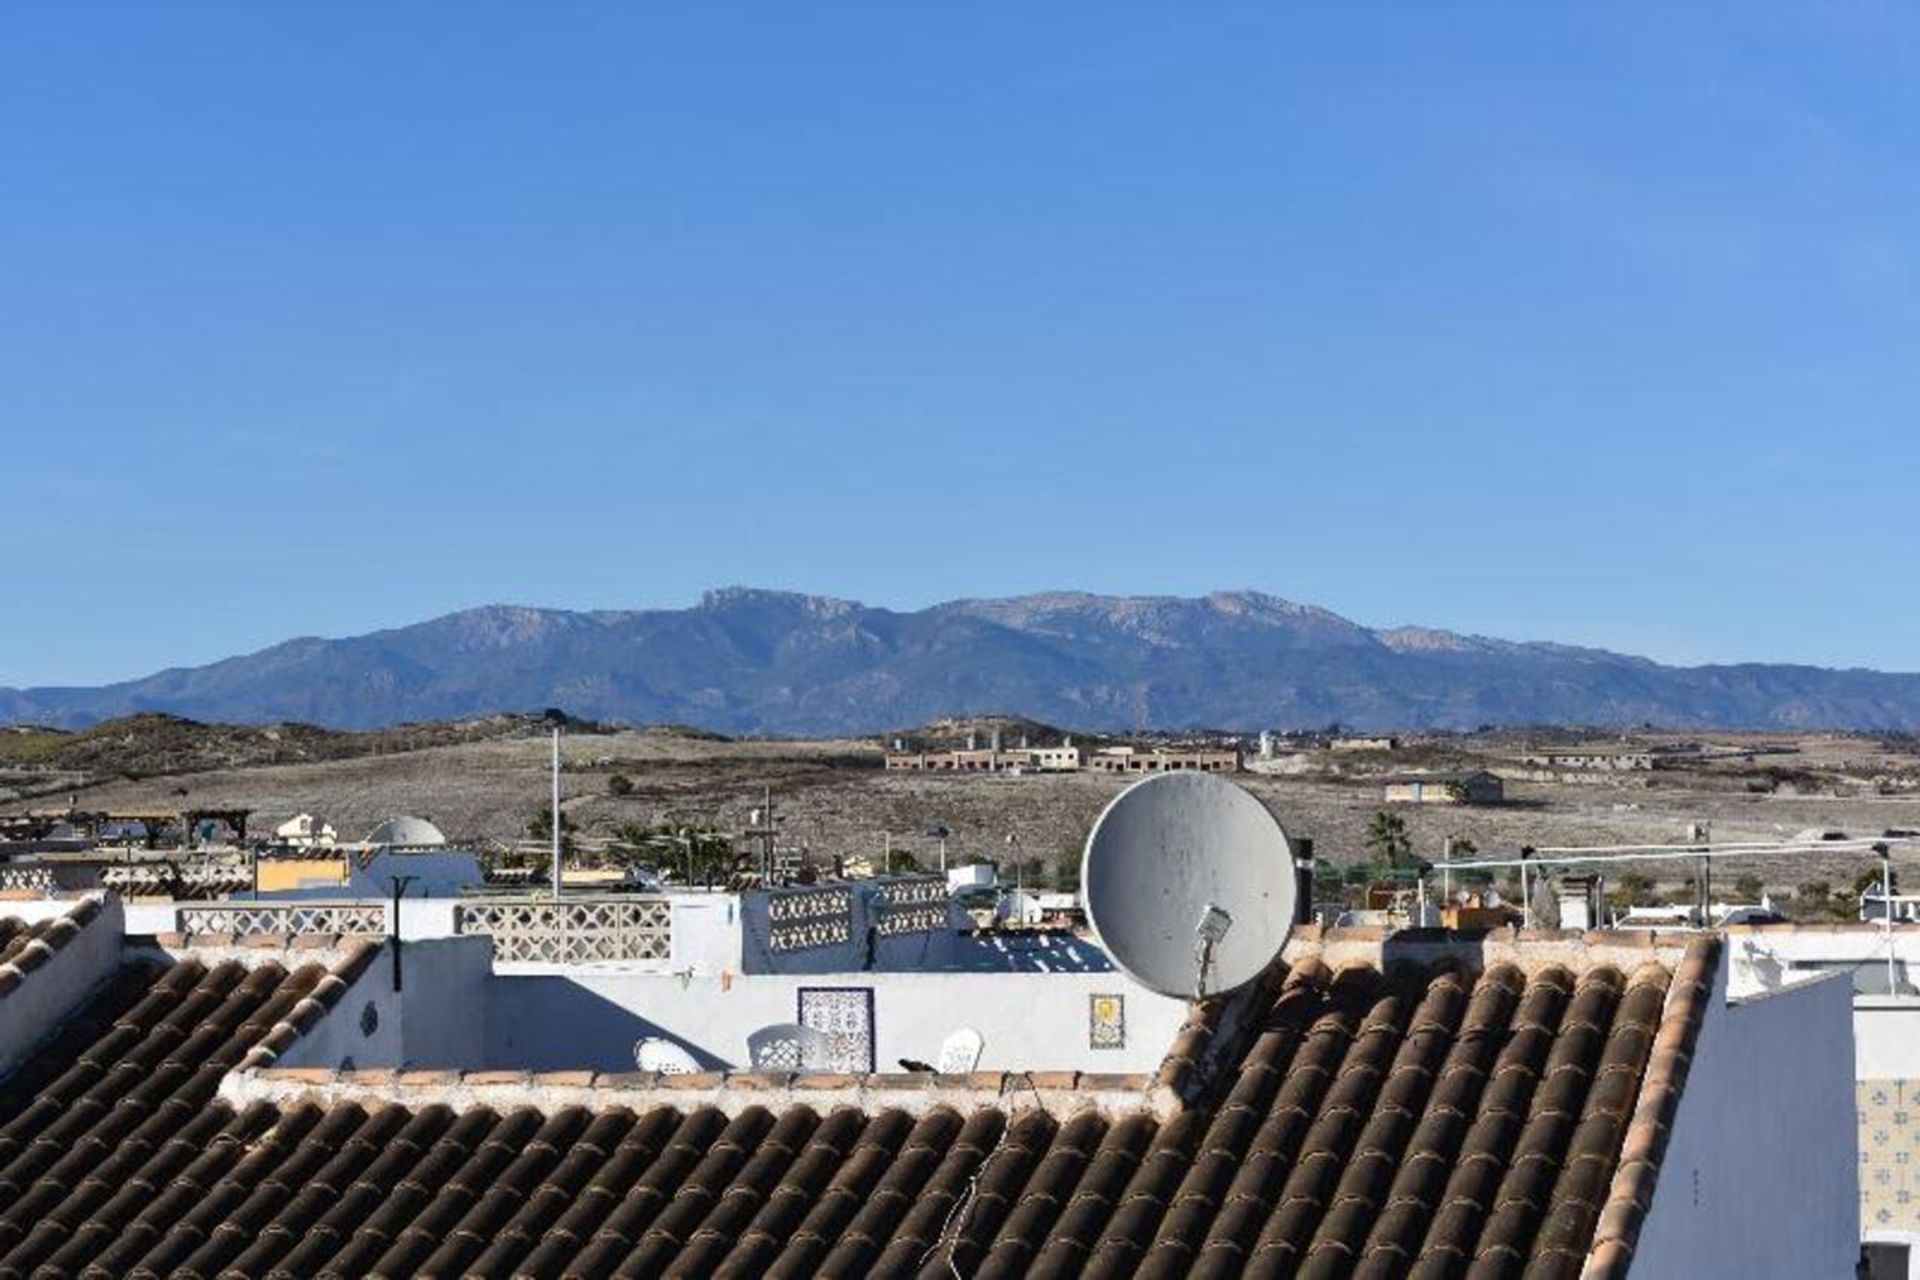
(4, 588, 1919, 733)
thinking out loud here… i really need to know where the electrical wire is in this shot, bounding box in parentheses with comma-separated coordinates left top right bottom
(922, 1070, 1046, 1279)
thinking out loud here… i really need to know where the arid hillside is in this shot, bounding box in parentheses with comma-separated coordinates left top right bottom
(19, 717, 1920, 896)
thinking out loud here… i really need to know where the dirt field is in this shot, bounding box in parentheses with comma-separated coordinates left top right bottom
(53, 726, 1920, 896)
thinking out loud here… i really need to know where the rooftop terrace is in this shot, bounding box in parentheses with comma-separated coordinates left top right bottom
(0, 898, 1732, 1279)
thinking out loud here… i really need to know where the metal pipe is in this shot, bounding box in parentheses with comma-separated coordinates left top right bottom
(1441, 837, 1920, 873)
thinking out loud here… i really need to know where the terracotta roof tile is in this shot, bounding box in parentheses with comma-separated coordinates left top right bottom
(805, 1106, 965, 1279)
(0, 935, 1721, 1279)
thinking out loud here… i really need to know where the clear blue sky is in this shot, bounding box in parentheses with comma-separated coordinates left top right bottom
(5, 6, 1917, 687)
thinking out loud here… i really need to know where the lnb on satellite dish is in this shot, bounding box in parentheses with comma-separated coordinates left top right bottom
(1082, 771, 1297, 999)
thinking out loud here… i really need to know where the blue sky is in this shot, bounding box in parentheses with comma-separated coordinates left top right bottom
(4, 6, 1918, 686)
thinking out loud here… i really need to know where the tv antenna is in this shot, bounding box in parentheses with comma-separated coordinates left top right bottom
(1081, 771, 1298, 1000)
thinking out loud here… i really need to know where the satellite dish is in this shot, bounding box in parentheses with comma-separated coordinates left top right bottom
(1082, 771, 1297, 999)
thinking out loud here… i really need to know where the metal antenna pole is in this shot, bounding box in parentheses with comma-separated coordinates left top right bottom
(1883, 843, 1896, 996)
(551, 726, 562, 900)
(387, 873, 418, 992)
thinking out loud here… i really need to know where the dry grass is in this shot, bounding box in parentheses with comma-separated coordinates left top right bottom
(51, 726, 1920, 896)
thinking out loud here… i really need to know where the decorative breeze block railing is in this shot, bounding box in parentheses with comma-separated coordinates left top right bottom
(766, 886, 853, 952)
(454, 897, 672, 963)
(0, 867, 55, 892)
(179, 902, 389, 937)
(874, 877, 950, 936)
(105, 866, 252, 896)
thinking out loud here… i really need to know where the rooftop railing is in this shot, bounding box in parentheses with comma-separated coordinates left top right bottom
(454, 896, 672, 963)
(177, 901, 389, 937)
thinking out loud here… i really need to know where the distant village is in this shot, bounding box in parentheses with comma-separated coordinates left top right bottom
(882, 724, 1807, 808)
(0, 715, 1908, 1277)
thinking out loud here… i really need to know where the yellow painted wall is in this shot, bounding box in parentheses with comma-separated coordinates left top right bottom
(255, 857, 347, 891)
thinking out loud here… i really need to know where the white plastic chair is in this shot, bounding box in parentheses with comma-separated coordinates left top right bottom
(634, 1037, 701, 1075)
(937, 1027, 985, 1075)
(746, 1022, 830, 1072)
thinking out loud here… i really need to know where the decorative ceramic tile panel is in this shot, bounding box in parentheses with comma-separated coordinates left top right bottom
(1859, 1079, 1920, 1230)
(797, 986, 875, 1073)
(1090, 992, 1126, 1049)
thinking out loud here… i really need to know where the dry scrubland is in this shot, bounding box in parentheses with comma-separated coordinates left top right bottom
(47, 723, 1920, 895)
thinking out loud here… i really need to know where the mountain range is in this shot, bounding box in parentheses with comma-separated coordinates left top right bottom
(5, 587, 1919, 734)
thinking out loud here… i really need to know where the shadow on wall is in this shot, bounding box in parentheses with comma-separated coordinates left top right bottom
(485, 976, 722, 1072)
(946, 932, 1115, 973)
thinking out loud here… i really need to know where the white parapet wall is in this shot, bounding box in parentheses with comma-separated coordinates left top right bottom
(1631, 953, 1860, 1279)
(270, 935, 494, 1072)
(484, 967, 1189, 1075)
(124, 882, 971, 980)
(0, 896, 125, 1079)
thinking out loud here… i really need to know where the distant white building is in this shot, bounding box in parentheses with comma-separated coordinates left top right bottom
(946, 863, 996, 891)
(1084, 746, 1240, 774)
(885, 745, 1083, 772)
(1524, 746, 1658, 771)
(273, 813, 337, 849)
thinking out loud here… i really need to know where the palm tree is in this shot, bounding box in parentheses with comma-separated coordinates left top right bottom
(1364, 810, 1413, 866)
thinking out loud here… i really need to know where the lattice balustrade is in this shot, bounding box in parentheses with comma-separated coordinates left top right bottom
(765, 886, 853, 952)
(104, 866, 252, 897)
(178, 902, 389, 937)
(454, 897, 672, 963)
(874, 876, 950, 936)
(0, 867, 55, 892)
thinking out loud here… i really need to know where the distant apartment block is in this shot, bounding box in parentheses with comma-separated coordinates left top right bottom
(1522, 746, 1657, 771)
(885, 745, 1083, 773)
(1083, 746, 1241, 775)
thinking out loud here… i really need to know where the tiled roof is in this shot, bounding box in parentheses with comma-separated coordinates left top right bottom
(0, 932, 1718, 1279)
(0, 900, 103, 997)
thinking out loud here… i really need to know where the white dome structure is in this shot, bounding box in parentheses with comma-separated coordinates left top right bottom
(363, 815, 447, 849)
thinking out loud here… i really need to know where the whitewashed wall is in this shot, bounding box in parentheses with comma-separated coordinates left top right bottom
(1631, 956, 1858, 1279)
(131, 891, 991, 980)
(276, 936, 491, 1071)
(0, 897, 124, 1078)
(1857, 1001, 1920, 1078)
(484, 968, 1186, 1075)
